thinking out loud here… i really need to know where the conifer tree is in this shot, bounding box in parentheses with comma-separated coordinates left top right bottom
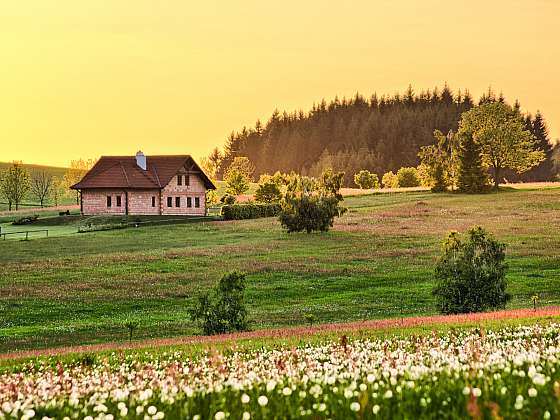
(456, 134, 488, 193)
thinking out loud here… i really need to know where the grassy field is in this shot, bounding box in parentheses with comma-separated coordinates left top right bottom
(0, 187, 559, 353)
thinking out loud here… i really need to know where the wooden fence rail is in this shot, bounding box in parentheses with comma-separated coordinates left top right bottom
(0, 229, 49, 240)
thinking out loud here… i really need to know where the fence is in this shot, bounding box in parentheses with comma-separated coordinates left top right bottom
(0, 229, 49, 240)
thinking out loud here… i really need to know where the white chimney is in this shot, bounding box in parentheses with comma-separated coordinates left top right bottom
(136, 151, 147, 170)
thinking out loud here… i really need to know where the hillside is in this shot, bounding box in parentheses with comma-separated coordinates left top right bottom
(217, 86, 557, 185)
(0, 186, 559, 352)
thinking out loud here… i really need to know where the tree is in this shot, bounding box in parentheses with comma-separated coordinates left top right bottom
(254, 176, 282, 203)
(433, 227, 510, 314)
(418, 130, 459, 192)
(279, 170, 346, 233)
(226, 156, 255, 181)
(396, 167, 420, 187)
(30, 170, 53, 207)
(50, 176, 66, 207)
(381, 171, 399, 188)
(456, 133, 489, 193)
(189, 271, 248, 335)
(201, 147, 223, 180)
(63, 158, 97, 204)
(458, 102, 545, 190)
(225, 168, 250, 196)
(354, 170, 379, 189)
(0, 162, 30, 211)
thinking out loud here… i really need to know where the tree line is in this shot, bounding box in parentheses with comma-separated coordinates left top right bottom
(204, 85, 556, 186)
(0, 159, 96, 211)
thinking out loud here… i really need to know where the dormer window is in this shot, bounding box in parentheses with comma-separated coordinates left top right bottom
(177, 175, 182, 186)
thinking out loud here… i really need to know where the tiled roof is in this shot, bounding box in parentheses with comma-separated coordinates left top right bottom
(71, 155, 216, 190)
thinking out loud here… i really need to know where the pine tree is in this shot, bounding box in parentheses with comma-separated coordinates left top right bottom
(457, 134, 488, 193)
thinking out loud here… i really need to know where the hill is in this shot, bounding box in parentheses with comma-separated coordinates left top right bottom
(217, 85, 557, 185)
(0, 186, 559, 352)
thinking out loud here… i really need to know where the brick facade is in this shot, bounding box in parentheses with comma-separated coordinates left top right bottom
(81, 173, 208, 216)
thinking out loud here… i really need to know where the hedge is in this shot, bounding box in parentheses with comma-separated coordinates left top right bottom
(221, 203, 282, 220)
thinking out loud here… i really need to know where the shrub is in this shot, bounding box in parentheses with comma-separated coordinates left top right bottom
(396, 167, 420, 187)
(220, 194, 237, 205)
(353, 170, 379, 189)
(254, 179, 282, 203)
(12, 215, 39, 225)
(221, 203, 281, 220)
(381, 171, 399, 188)
(279, 196, 345, 233)
(433, 226, 510, 314)
(189, 271, 248, 335)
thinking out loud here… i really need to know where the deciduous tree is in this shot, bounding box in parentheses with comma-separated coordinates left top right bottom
(0, 162, 30, 211)
(30, 170, 53, 207)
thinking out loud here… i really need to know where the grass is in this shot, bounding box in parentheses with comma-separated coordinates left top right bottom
(0, 187, 559, 353)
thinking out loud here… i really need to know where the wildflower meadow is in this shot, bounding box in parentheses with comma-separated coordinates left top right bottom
(1, 323, 559, 419)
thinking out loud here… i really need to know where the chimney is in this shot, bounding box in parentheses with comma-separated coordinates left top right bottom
(136, 151, 147, 170)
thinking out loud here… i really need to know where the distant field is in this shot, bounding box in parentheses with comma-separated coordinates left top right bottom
(0, 187, 559, 353)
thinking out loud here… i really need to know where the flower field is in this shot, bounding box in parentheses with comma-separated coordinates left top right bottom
(1, 324, 560, 419)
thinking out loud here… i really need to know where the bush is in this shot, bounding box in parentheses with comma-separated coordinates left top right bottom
(396, 167, 420, 187)
(254, 179, 282, 203)
(433, 226, 510, 314)
(279, 196, 346, 233)
(12, 215, 39, 225)
(189, 271, 248, 335)
(354, 170, 380, 189)
(381, 171, 399, 188)
(220, 194, 237, 205)
(221, 203, 281, 220)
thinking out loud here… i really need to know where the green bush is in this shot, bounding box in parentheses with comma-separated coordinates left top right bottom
(189, 271, 248, 335)
(220, 194, 237, 205)
(396, 167, 420, 187)
(279, 196, 346, 233)
(353, 170, 380, 189)
(433, 226, 510, 314)
(221, 203, 281, 220)
(254, 179, 282, 203)
(381, 171, 399, 188)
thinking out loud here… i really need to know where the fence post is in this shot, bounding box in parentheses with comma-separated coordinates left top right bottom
(25, 231, 29, 240)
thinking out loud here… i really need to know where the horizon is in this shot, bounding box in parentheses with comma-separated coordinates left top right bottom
(1, 1, 559, 167)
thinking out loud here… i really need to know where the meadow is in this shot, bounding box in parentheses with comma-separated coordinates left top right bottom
(0, 187, 559, 354)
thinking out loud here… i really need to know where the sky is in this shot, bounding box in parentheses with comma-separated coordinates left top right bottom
(1, 0, 559, 167)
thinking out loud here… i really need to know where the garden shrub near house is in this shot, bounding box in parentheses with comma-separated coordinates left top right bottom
(221, 203, 281, 220)
(433, 226, 510, 314)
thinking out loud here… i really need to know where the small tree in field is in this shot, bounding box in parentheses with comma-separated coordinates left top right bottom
(279, 170, 346, 233)
(225, 168, 250, 196)
(433, 227, 510, 314)
(381, 171, 399, 188)
(0, 162, 30, 211)
(30, 170, 53, 207)
(396, 167, 420, 187)
(354, 170, 379, 189)
(190, 271, 248, 335)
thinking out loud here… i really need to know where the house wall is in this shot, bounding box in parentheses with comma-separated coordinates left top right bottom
(161, 173, 207, 216)
(128, 190, 161, 215)
(81, 189, 128, 216)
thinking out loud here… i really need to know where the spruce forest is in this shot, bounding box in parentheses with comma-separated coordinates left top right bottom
(216, 85, 556, 186)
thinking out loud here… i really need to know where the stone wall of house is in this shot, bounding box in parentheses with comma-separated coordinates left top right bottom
(161, 173, 207, 216)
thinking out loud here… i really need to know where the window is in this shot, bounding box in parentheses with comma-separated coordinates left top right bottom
(107, 196, 112, 207)
(151, 196, 156, 207)
(175, 197, 181, 207)
(185, 174, 190, 186)
(177, 175, 182, 186)
(187, 197, 192, 208)
(116, 195, 122, 207)
(167, 197, 172, 207)
(195, 197, 200, 208)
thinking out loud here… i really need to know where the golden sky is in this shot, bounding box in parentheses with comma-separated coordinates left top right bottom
(1, 0, 559, 167)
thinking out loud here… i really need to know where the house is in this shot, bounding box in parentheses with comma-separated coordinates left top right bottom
(71, 152, 216, 216)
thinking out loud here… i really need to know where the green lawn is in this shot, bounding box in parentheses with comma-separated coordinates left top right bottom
(0, 188, 559, 353)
